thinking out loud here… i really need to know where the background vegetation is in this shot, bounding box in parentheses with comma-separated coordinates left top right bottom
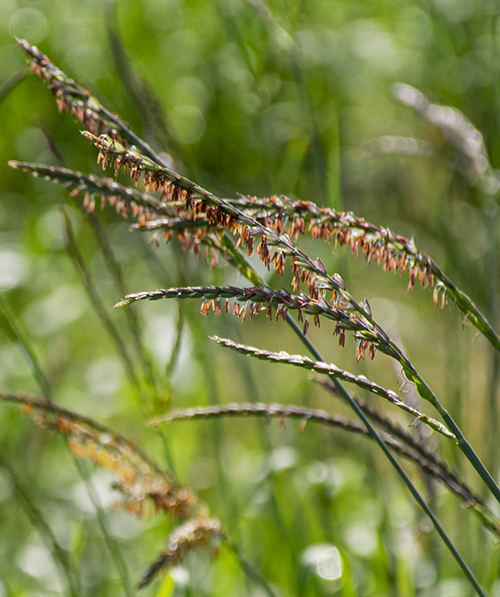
(1, 0, 500, 595)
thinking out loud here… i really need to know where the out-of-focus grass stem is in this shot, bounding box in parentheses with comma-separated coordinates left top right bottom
(246, 0, 332, 206)
(61, 208, 145, 407)
(0, 294, 53, 400)
(0, 450, 81, 597)
(70, 455, 134, 597)
(0, 67, 28, 102)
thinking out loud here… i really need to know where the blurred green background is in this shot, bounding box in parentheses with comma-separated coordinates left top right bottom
(1, 0, 500, 595)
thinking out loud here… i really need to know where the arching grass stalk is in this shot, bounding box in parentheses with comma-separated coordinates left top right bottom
(283, 314, 487, 597)
(383, 338, 500, 505)
(16, 38, 168, 170)
(161, 240, 488, 596)
(154, 401, 500, 539)
(207, 244, 489, 595)
(217, 236, 500, 504)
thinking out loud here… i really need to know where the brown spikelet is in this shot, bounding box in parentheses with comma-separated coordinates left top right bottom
(138, 519, 225, 589)
(303, 318, 310, 335)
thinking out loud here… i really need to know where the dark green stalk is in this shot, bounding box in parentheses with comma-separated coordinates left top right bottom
(484, 198, 500, 475)
(284, 314, 487, 597)
(211, 244, 486, 595)
(393, 350, 500, 505)
(317, 377, 500, 537)
(163, 248, 188, 412)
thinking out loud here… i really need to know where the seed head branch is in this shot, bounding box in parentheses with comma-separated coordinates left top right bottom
(114, 284, 383, 356)
(129, 187, 500, 353)
(0, 392, 197, 519)
(137, 518, 225, 589)
(154, 402, 500, 539)
(209, 336, 454, 439)
(394, 83, 498, 192)
(9, 161, 167, 222)
(16, 38, 167, 168)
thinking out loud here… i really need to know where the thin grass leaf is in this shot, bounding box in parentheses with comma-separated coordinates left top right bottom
(0, 67, 28, 103)
(105, 0, 176, 158)
(246, 0, 331, 206)
(69, 453, 134, 597)
(61, 208, 149, 408)
(82, 208, 159, 393)
(0, 294, 53, 399)
(0, 450, 81, 597)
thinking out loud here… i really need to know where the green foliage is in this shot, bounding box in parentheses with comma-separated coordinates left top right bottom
(1, 1, 500, 596)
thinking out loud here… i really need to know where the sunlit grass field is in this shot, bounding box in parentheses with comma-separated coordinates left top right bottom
(1, 1, 500, 596)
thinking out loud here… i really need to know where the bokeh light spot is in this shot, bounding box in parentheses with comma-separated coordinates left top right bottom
(9, 9, 47, 44)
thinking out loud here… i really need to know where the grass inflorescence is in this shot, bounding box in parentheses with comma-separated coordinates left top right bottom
(4, 35, 500, 597)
